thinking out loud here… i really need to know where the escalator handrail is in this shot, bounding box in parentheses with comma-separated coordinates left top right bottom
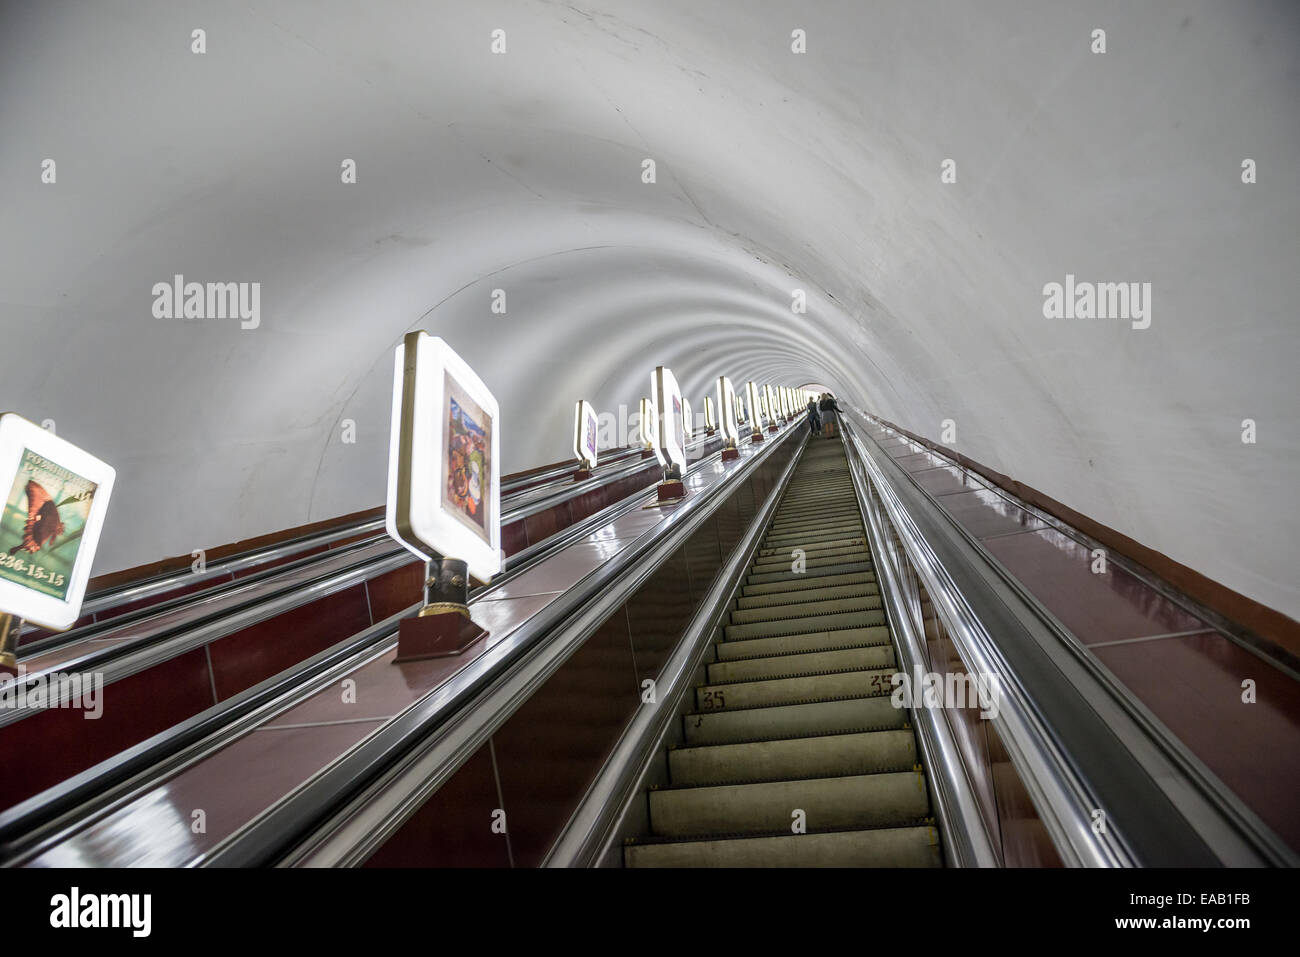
(0, 429, 768, 861)
(0, 435, 719, 855)
(204, 424, 802, 867)
(839, 428, 1003, 867)
(542, 433, 806, 866)
(12, 434, 716, 667)
(69, 435, 713, 623)
(845, 414, 1298, 867)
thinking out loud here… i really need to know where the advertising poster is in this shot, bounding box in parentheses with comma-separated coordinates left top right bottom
(441, 370, 493, 546)
(0, 448, 97, 601)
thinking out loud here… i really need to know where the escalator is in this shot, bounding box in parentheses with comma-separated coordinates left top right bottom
(625, 439, 942, 866)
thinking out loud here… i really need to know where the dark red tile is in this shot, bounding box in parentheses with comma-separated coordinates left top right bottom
(0, 647, 214, 810)
(625, 549, 694, 685)
(491, 610, 639, 866)
(1093, 631, 1300, 851)
(100, 575, 235, 621)
(940, 489, 1047, 540)
(207, 584, 372, 700)
(988, 723, 1063, 867)
(27, 718, 386, 865)
(913, 466, 984, 497)
(260, 593, 558, 727)
(983, 529, 1206, 644)
(523, 502, 570, 547)
(363, 744, 510, 867)
(365, 561, 424, 622)
(501, 519, 529, 558)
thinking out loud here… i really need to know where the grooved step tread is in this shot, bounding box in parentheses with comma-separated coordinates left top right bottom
(624, 826, 942, 868)
(669, 729, 917, 787)
(696, 666, 897, 710)
(736, 582, 878, 609)
(716, 626, 893, 662)
(648, 771, 932, 837)
(707, 643, 896, 683)
(724, 608, 887, 641)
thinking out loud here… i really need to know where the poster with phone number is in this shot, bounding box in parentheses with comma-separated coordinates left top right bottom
(0, 448, 97, 601)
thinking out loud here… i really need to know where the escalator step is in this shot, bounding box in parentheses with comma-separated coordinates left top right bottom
(707, 643, 896, 683)
(695, 666, 896, 710)
(742, 570, 875, 596)
(670, 729, 916, 787)
(746, 561, 872, 586)
(729, 594, 881, 624)
(716, 625, 893, 662)
(724, 608, 886, 641)
(683, 696, 906, 745)
(736, 582, 878, 609)
(648, 770, 931, 837)
(624, 825, 941, 868)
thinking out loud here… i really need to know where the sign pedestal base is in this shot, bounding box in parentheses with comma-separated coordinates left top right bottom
(750, 432, 765, 444)
(656, 479, 686, 504)
(395, 611, 488, 662)
(573, 468, 592, 481)
(394, 557, 488, 663)
(721, 447, 740, 461)
(767, 425, 779, 433)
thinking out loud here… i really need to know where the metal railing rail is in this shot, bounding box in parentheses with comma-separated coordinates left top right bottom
(210, 425, 801, 867)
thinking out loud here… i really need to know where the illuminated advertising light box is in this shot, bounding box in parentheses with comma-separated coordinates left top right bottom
(681, 398, 693, 443)
(745, 382, 763, 431)
(573, 400, 598, 469)
(386, 332, 501, 583)
(764, 385, 777, 422)
(716, 377, 739, 445)
(639, 397, 658, 453)
(0, 413, 116, 632)
(651, 366, 687, 472)
(703, 395, 716, 432)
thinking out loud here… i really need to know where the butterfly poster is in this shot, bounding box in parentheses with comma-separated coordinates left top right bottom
(0, 448, 97, 601)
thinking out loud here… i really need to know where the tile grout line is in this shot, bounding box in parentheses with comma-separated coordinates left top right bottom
(1088, 629, 1217, 649)
(488, 738, 515, 868)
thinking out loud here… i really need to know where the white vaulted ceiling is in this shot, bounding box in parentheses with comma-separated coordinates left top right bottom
(1, 1, 1297, 619)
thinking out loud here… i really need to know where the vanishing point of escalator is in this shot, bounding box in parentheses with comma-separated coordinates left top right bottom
(626, 438, 942, 866)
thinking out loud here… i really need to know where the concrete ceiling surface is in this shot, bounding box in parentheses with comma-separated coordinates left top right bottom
(1, 1, 1297, 621)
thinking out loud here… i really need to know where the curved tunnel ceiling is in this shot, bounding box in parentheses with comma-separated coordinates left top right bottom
(2, 2, 1297, 622)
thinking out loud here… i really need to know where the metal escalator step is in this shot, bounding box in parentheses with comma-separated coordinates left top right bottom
(729, 594, 881, 625)
(724, 608, 886, 641)
(753, 542, 866, 566)
(668, 729, 917, 786)
(707, 643, 896, 683)
(624, 825, 942, 868)
(746, 557, 871, 583)
(759, 533, 864, 555)
(736, 582, 878, 609)
(695, 666, 896, 710)
(683, 696, 905, 745)
(648, 771, 931, 837)
(742, 570, 875, 596)
(716, 626, 892, 661)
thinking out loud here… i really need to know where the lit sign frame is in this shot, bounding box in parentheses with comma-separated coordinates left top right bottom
(703, 395, 716, 432)
(639, 397, 658, 453)
(573, 399, 599, 469)
(716, 377, 739, 445)
(0, 413, 116, 631)
(681, 398, 694, 443)
(651, 366, 687, 472)
(386, 332, 502, 583)
(745, 382, 763, 432)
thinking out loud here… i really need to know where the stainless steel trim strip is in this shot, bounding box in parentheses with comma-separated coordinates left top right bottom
(542, 435, 805, 867)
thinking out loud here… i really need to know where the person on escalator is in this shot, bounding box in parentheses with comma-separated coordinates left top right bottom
(806, 397, 821, 436)
(819, 394, 843, 437)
